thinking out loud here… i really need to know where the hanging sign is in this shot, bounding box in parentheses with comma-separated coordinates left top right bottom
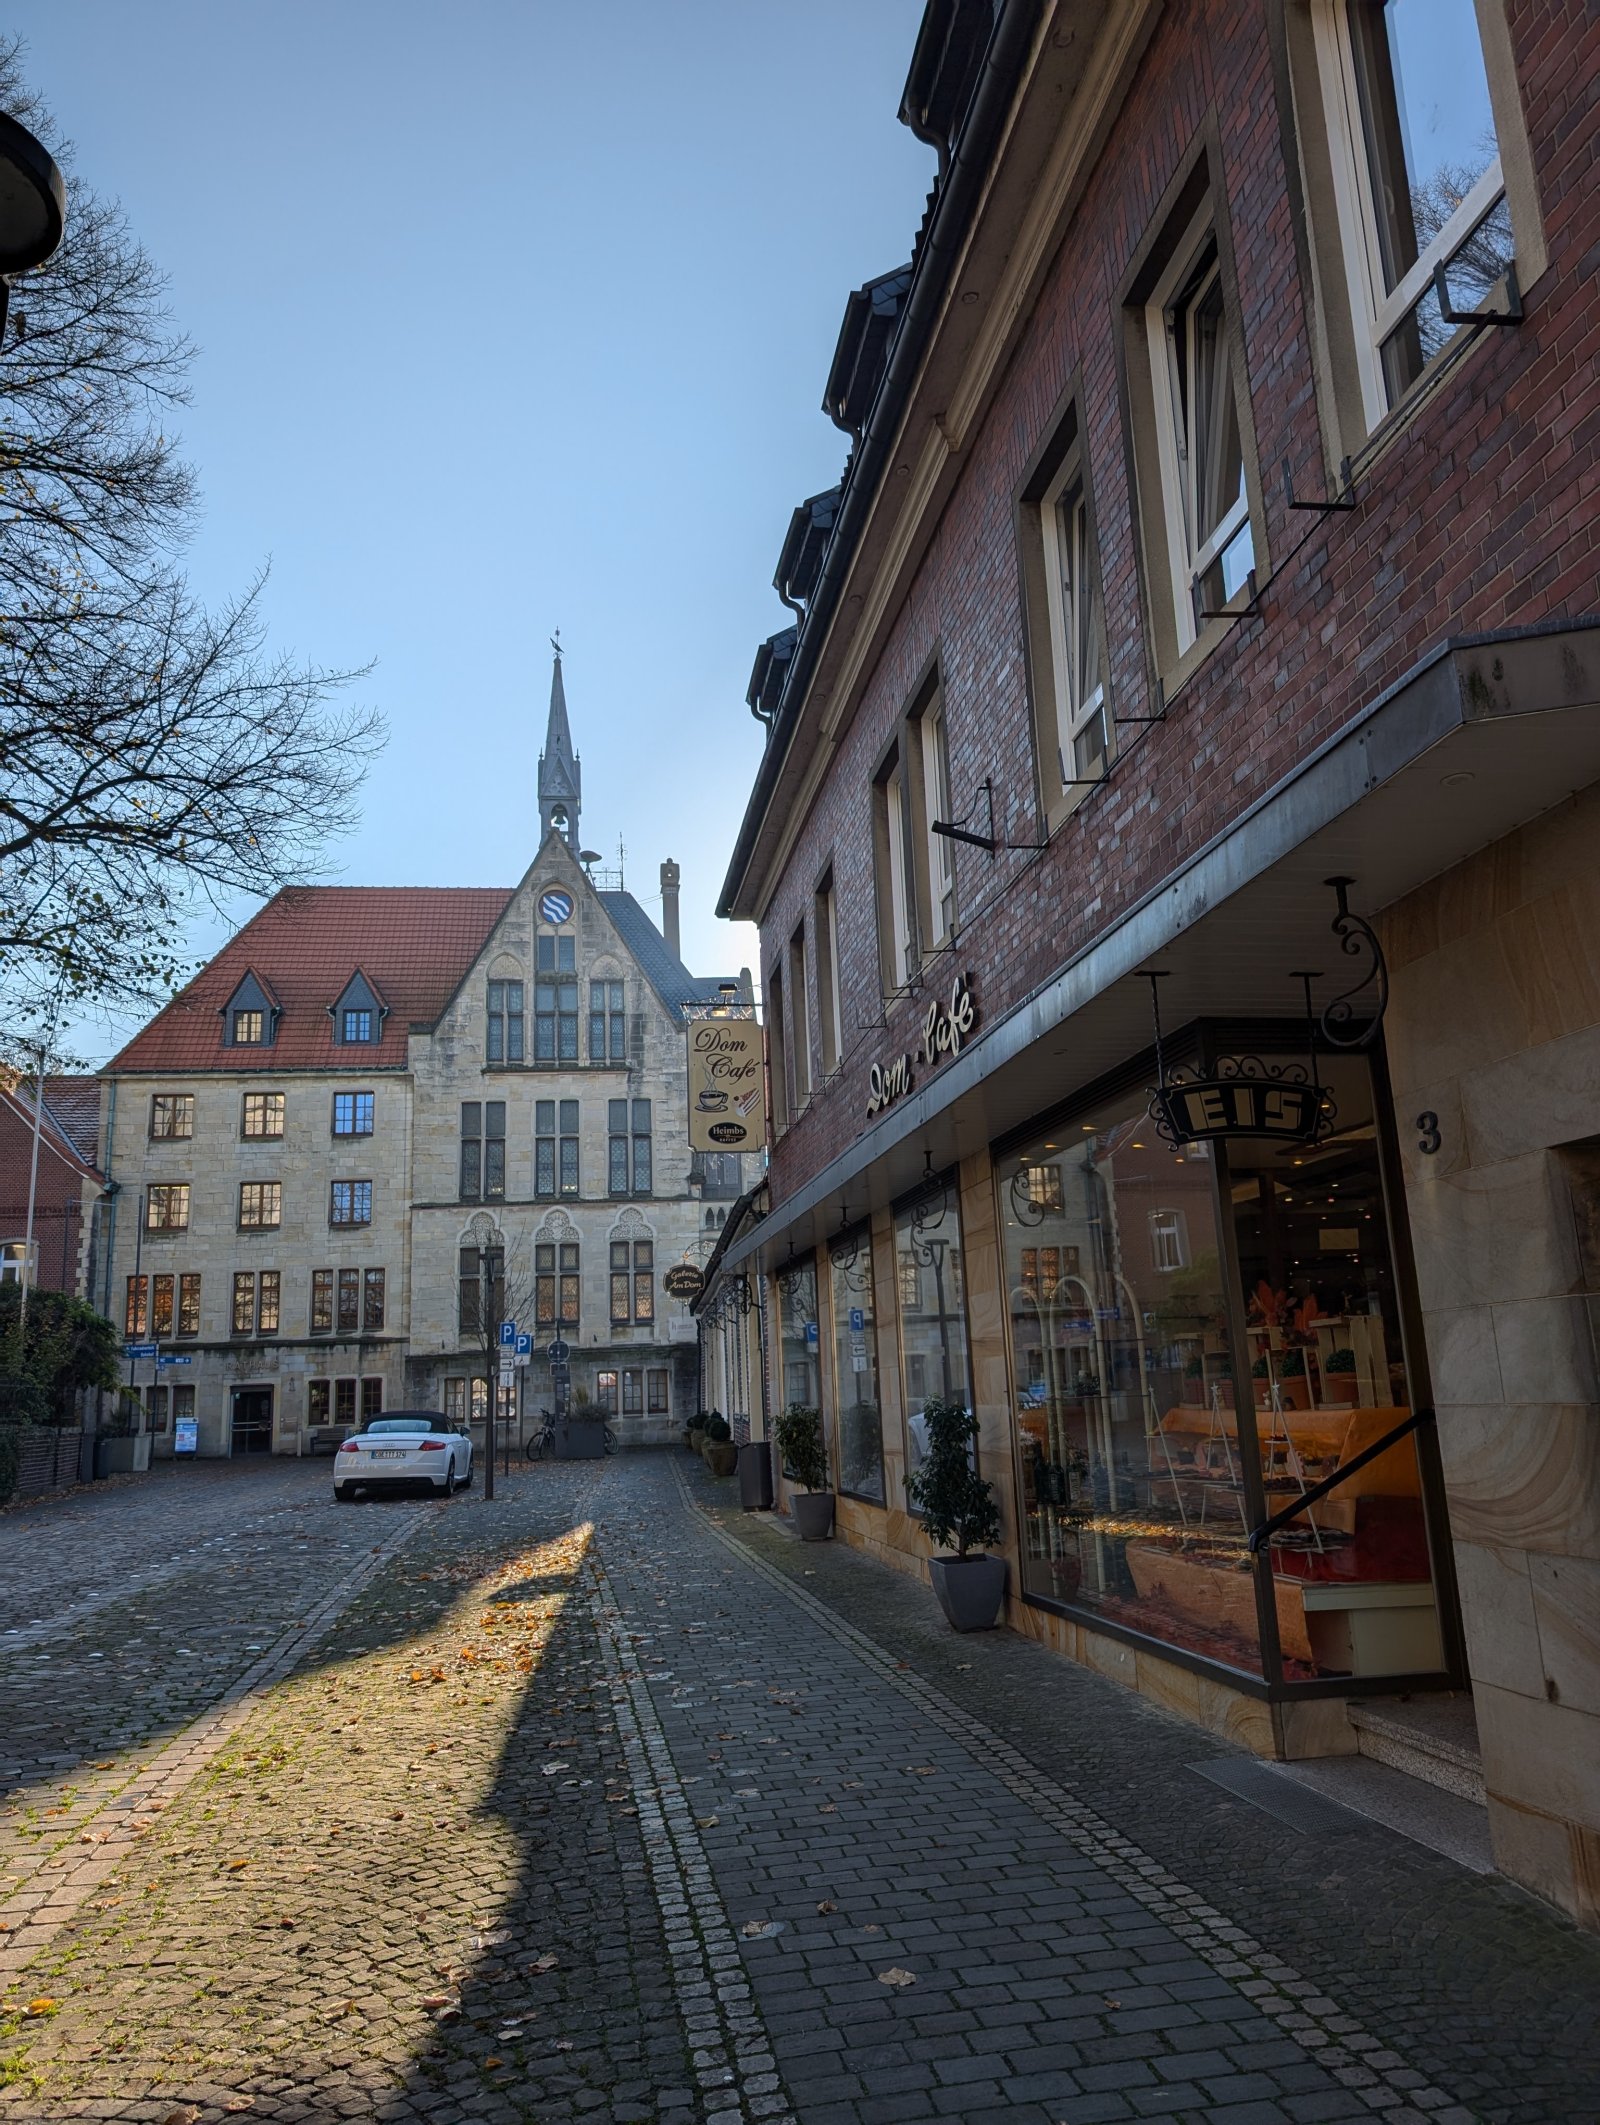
(866, 975, 977, 1118)
(688, 1018, 766, 1151)
(1150, 1075, 1327, 1145)
(663, 1263, 705, 1302)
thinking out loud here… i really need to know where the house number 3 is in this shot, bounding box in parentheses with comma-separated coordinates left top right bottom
(1416, 1111, 1442, 1155)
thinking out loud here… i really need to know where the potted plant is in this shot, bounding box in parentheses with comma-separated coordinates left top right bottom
(1323, 1346, 1360, 1405)
(907, 1395, 1006, 1631)
(774, 1402, 833, 1539)
(688, 1411, 710, 1454)
(701, 1412, 737, 1478)
(95, 1391, 152, 1477)
(1278, 1346, 1311, 1411)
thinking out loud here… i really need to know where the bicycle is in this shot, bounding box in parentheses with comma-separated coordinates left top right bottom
(525, 1411, 620, 1459)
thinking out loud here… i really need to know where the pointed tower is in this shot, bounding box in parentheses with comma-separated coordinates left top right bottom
(537, 647, 582, 852)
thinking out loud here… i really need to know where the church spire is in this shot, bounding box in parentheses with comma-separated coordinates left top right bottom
(537, 636, 582, 853)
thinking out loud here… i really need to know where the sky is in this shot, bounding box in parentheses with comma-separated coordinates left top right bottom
(9, 1, 934, 1065)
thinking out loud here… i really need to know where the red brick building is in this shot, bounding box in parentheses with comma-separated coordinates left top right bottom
(0, 1074, 103, 1298)
(716, 0, 1600, 1924)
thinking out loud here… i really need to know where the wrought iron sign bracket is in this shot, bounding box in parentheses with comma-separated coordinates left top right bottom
(1434, 254, 1522, 328)
(931, 776, 1048, 855)
(1319, 875, 1389, 1050)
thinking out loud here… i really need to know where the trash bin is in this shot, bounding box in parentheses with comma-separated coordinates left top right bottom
(737, 1439, 774, 1512)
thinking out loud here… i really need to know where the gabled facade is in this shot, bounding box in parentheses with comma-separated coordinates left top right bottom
(99, 658, 754, 1457)
(720, 0, 1600, 1926)
(0, 1074, 103, 1298)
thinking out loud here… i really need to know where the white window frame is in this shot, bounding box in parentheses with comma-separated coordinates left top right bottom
(1039, 445, 1110, 797)
(0, 1239, 37, 1285)
(1149, 1206, 1190, 1273)
(884, 759, 914, 987)
(1146, 204, 1254, 654)
(919, 700, 955, 950)
(1312, 0, 1508, 432)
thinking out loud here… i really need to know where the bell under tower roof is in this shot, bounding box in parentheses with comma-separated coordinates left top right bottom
(537, 640, 582, 852)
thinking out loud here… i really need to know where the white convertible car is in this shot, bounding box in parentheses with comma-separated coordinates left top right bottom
(333, 1413, 473, 1500)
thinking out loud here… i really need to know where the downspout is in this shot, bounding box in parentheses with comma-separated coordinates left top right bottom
(719, 0, 1041, 919)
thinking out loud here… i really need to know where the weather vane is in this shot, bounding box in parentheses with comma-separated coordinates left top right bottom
(550, 628, 562, 660)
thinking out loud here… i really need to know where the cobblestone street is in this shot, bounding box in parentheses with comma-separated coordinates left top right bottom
(1, 1453, 1597, 2125)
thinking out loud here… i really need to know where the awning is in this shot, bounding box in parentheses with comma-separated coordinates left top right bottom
(722, 620, 1600, 1273)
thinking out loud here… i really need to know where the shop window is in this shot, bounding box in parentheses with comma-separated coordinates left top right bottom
(1309, 0, 1518, 430)
(150, 1094, 193, 1141)
(776, 1256, 823, 1476)
(830, 1233, 884, 1505)
(590, 979, 626, 1062)
(893, 1185, 972, 1493)
(999, 1049, 1444, 1687)
(487, 980, 525, 1064)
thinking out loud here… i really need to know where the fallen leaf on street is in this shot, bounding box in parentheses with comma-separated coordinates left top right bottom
(25, 1998, 59, 2018)
(815, 1900, 837, 1915)
(878, 1967, 917, 1987)
(530, 1953, 558, 1973)
(227, 1858, 249, 1871)
(162, 2108, 202, 2125)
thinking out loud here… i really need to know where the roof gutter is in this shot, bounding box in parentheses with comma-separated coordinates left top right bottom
(717, 0, 1042, 921)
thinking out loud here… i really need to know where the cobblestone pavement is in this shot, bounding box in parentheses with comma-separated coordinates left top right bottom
(0, 1453, 1596, 2125)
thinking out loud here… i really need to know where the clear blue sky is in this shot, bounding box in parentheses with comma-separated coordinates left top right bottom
(11, 1, 933, 1063)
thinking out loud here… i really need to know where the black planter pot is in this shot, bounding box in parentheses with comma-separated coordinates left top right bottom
(792, 1491, 835, 1541)
(737, 1439, 774, 1511)
(928, 1554, 1007, 1631)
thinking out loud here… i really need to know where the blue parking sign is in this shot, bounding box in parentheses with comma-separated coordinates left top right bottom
(499, 1321, 516, 1347)
(849, 1308, 864, 1333)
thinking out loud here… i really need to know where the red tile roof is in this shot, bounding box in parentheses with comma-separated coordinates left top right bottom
(105, 887, 514, 1075)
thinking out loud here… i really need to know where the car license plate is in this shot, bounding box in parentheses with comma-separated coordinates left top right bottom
(372, 1448, 405, 1460)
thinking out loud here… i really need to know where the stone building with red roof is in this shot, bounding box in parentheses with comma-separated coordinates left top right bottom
(97, 658, 753, 1456)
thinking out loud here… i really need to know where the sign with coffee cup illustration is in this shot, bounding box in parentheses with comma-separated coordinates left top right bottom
(688, 1018, 767, 1151)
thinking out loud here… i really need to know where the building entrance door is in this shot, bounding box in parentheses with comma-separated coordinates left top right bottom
(230, 1387, 274, 1456)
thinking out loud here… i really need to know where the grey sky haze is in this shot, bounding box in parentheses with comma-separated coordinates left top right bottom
(9, 1, 933, 1062)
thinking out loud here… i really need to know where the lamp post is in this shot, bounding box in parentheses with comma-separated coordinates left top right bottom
(0, 111, 66, 343)
(480, 1248, 496, 1502)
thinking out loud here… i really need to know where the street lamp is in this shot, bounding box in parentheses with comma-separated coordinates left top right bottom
(0, 111, 66, 341)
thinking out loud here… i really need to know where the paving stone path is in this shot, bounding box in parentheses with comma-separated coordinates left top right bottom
(0, 1452, 1596, 2124)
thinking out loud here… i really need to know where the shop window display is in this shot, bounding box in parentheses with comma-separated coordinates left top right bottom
(894, 1181, 973, 1488)
(828, 1231, 884, 1503)
(1000, 1048, 1447, 1685)
(776, 1257, 823, 1477)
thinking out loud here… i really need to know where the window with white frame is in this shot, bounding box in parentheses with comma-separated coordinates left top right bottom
(1312, 0, 1516, 425)
(1147, 209, 1255, 649)
(1040, 448, 1110, 793)
(1149, 1206, 1190, 1273)
(876, 748, 916, 990)
(918, 696, 955, 950)
(815, 871, 843, 1077)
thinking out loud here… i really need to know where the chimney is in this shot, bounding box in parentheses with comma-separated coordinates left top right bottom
(660, 858, 681, 958)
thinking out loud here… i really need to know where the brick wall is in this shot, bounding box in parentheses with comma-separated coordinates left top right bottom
(756, 0, 1600, 1205)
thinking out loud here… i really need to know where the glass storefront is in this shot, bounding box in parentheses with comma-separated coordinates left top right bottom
(999, 1037, 1446, 1686)
(776, 1254, 821, 1419)
(828, 1231, 884, 1502)
(893, 1180, 972, 1487)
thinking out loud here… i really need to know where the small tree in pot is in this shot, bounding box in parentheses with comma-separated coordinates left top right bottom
(907, 1394, 1006, 1630)
(774, 1402, 833, 1540)
(702, 1411, 737, 1478)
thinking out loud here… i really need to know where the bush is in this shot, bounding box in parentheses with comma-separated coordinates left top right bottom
(0, 1377, 49, 1426)
(0, 1285, 118, 1417)
(703, 1412, 731, 1443)
(907, 1395, 1001, 1559)
(774, 1403, 828, 1493)
(0, 1424, 20, 1507)
(1324, 1346, 1356, 1374)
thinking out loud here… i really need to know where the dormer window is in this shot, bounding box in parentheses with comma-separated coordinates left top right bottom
(221, 970, 279, 1048)
(330, 971, 387, 1047)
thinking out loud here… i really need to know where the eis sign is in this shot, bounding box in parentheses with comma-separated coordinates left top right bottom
(865, 975, 977, 1119)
